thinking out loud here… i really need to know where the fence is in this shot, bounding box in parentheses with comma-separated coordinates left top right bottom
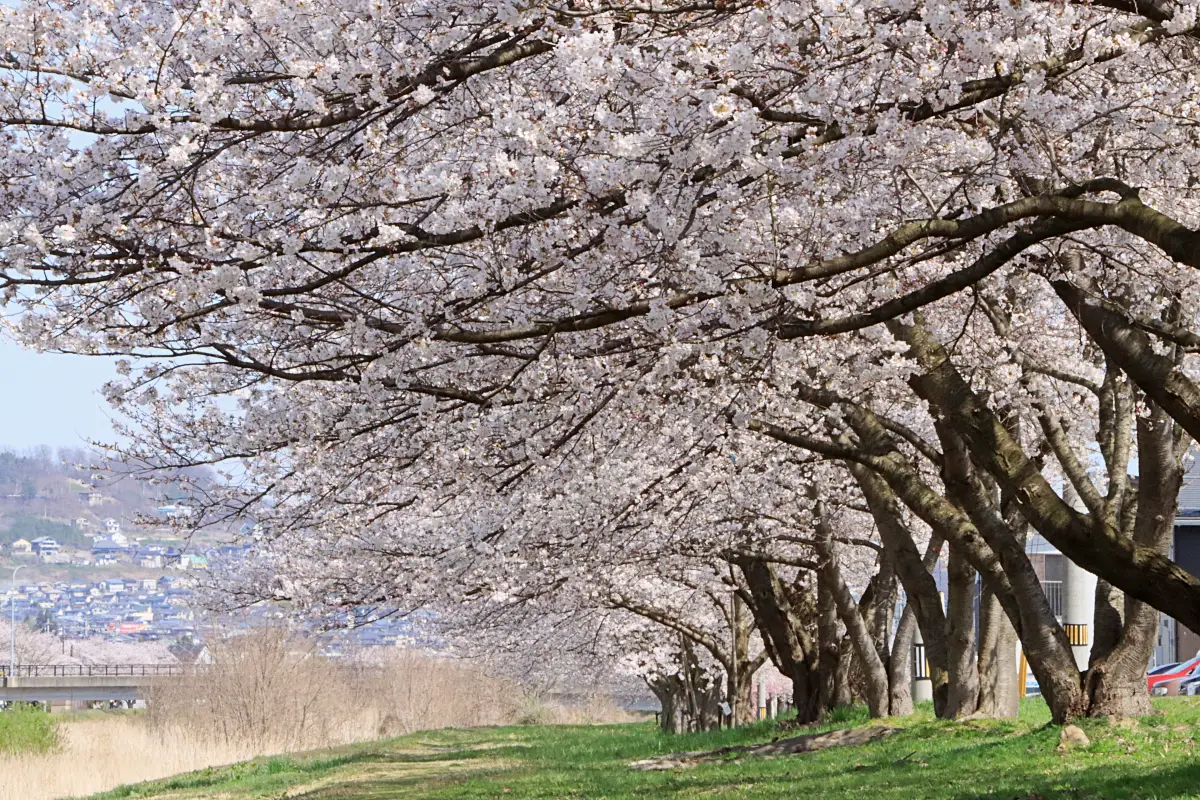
(0, 664, 189, 679)
(1041, 580, 1064, 618)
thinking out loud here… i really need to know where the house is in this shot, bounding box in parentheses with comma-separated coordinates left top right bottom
(176, 553, 208, 571)
(99, 578, 125, 594)
(103, 518, 121, 535)
(111, 620, 148, 635)
(1155, 466, 1200, 664)
(157, 504, 194, 519)
(91, 537, 126, 555)
(74, 518, 92, 530)
(9, 539, 32, 556)
(138, 578, 157, 593)
(77, 489, 103, 507)
(30, 537, 60, 558)
(215, 544, 250, 559)
(136, 545, 168, 569)
(92, 536, 130, 566)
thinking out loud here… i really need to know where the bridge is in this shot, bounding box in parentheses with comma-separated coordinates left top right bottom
(0, 664, 191, 710)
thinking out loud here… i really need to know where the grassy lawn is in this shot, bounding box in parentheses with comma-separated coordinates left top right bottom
(85, 698, 1200, 800)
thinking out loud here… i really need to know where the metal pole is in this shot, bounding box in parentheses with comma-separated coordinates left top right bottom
(10, 565, 25, 678)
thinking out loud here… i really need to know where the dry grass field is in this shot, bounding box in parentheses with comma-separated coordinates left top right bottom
(0, 715, 262, 800)
(0, 633, 637, 800)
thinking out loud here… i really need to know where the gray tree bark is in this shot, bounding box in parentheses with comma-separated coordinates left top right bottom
(812, 492, 891, 718)
(944, 545, 980, 717)
(888, 603, 917, 716)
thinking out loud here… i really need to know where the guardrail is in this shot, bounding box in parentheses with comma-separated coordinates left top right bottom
(0, 664, 189, 678)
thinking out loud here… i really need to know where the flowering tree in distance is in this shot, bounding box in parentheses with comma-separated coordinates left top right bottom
(3, 0, 1200, 720)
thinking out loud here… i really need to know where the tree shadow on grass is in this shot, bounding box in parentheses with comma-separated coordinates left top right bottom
(1038, 759, 1200, 800)
(670, 729, 1200, 800)
(286, 762, 514, 800)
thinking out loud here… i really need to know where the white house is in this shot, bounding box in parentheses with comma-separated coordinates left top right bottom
(157, 504, 195, 519)
(31, 537, 60, 557)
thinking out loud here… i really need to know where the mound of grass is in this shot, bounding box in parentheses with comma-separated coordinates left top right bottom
(82, 697, 1200, 800)
(0, 705, 59, 754)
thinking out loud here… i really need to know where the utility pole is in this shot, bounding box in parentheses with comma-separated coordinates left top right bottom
(10, 565, 26, 678)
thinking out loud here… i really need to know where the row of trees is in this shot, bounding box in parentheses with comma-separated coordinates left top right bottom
(2, 0, 1200, 722)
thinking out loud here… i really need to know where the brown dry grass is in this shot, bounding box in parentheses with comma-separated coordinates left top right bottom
(0, 715, 258, 800)
(145, 631, 522, 750)
(0, 632, 635, 800)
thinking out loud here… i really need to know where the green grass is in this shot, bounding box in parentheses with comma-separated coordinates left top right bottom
(85, 697, 1200, 799)
(59, 707, 144, 723)
(0, 704, 59, 754)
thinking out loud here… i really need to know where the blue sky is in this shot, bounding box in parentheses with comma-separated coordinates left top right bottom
(0, 338, 121, 450)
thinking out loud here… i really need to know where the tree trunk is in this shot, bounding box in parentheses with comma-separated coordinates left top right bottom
(893, 312, 1200, 662)
(901, 316, 1189, 720)
(1091, 579, 1124, 664)
(889, 603, 917, 716)
(730, 669, 756, 726)
(932, 423, 1085, 723)
(871, 549, 898, 663)
(648, 676, 683, 733)
(725, 593, 759, 727)
(851, 464, 951, 714)
(944, 545, 980, 718)
(1083, 402, 1185, 717)
(975, 582, 1019, 717)
(1083, 607, 1155, 718)
(834, 633, 854, 708)
(813, 493, 891, 718)
(828, 582, 889, 717)
(735, 558, 823, 723)
(817, 569, 842, 712)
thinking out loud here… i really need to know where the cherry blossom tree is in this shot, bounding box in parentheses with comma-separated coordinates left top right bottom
(4, 0, 1200, 721)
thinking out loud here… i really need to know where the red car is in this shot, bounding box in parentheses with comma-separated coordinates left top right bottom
(1147, 655, 1200, 695)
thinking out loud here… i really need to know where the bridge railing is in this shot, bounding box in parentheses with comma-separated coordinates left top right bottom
(0, 664, 191, 678)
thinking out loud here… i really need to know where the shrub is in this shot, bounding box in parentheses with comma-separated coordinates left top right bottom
(0, 705, 60, 754)
(145, 630, 526, 751)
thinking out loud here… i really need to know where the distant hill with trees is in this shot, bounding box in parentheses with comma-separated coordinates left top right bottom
(0, 447, 215, 548)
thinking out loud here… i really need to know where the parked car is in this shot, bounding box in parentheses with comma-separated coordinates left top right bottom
(1148, 655, 1200, 696)
(1178, 675, 1200, 696)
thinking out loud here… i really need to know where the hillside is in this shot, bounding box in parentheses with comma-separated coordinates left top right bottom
(72, 699, 1200, 800)
(0, 447, 221, 558)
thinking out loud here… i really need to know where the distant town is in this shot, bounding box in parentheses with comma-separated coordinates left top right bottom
(6, 572, 196, 643)
(0, 450, 418, 655)
(12, 502, 206, 571)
